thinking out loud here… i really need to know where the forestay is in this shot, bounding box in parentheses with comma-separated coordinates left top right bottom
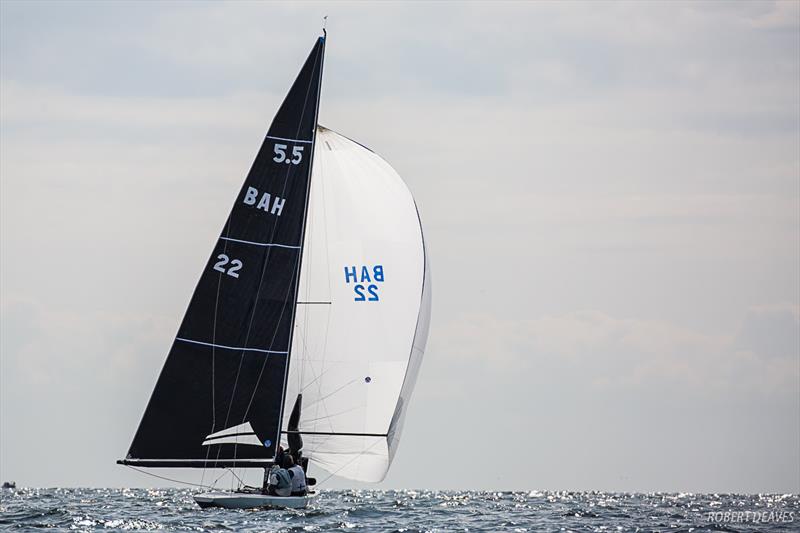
(283, 127, 431, 482)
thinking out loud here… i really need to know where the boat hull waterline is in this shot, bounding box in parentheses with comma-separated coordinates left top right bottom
(193, 491, 316, 509)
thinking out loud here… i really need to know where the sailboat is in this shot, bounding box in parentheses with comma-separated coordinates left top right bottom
(117, 33, 431, 510)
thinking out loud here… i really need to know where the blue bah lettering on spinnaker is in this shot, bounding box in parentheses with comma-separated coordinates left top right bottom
(344, 265, 386, 302)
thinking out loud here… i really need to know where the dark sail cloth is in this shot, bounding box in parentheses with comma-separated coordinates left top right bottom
(118, 37, 326, 470)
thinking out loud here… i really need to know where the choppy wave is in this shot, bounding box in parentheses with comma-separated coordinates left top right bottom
(0, 488, 797, 532)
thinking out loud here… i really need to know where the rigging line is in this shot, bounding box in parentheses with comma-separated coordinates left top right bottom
(305, 375, 349, 440)
(299, 167, 315, 390)
(301, 372, 338, 446)
(288, 344, 333, 431)
(203, 212, 232, 480)
(228, 243, 301, 468)
(236, 253, 300, 428)
(228, 203, 301, 465)
(227, 467, 247, 489)
(237, 41, 324, 453)
(303, 377, 360, 411)
(314, 438, 383, 488)
(299, 352, 336, 435)
(270, 39, 326, 452)
(218, 126, 308, 462)
(312, 137, 335, 439)
(300, 131, 331, 395)
(298, 365, 338, 447)
(125, 465, 212, 490)
(218, 122, 304, 444)
(204, 467, 231, 492)
(210, 190, 266, 470)
(214, 241, 293, 468)
(212, 469, 228, 489)
(295, 405, 362, 425)
(298, 364, 334, 393)
(312, 367, 337, 439)
(217, 200, 305, 451)
(296, 307, 312, 393)
(301, 180, 320, 388)
(217, 41, 323, 474)
(278, 321, 337, 449)
(209, 469, 236, 494)
(223, 43, 323, 444)
(206, 102, 279, 469)
(287, 321, 310, 418)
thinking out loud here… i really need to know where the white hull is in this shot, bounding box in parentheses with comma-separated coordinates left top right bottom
(194, 491, 315, 509)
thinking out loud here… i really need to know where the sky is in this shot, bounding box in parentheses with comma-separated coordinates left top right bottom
(1, 1, 798, 493)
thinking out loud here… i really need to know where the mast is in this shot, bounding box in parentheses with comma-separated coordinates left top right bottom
(119, 36, 326, 469)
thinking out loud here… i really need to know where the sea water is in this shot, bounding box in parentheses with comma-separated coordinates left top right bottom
(1, 488, 797, 532)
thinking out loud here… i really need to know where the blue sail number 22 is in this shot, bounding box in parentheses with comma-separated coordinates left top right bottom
(344, 265, 384, 302)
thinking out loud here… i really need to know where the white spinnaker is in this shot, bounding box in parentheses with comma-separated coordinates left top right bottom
(282, 126, 430, 482)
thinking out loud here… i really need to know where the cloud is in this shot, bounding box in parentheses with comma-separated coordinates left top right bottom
(0, 299, 173, 390)
(735, 304, 800, 360)
(0, 299, 177, 485)
(748, 0, 800, 30)
(436, 307, 799, 397)
(415, 304, 799, 492)
(0, 80, 275, 131)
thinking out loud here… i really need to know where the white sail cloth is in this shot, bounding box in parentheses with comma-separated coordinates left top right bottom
(282, 126, 430, 482)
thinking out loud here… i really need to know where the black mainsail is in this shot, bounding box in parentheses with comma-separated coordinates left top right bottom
(119, 37, 325, 468)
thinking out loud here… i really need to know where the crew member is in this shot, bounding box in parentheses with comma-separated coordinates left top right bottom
(266, 462, 292, 497)
(284, 454, 308, 496)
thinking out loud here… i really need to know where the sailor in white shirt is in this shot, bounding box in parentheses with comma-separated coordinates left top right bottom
(284, 455, 308, 496)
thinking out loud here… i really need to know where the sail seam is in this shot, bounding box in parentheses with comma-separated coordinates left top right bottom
(176, 337, 288, 354)
(265, 135, 313, 144)
(220, 237, 301, 249)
